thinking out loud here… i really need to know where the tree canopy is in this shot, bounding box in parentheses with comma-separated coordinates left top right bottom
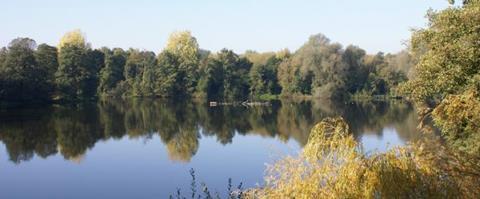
(401, 0, 480, 154)
(1, 30, 413, 104)
(0, 38, 52, 102)
(58, 29, 87, 50)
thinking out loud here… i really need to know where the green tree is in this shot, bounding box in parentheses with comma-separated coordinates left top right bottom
(0, 47, 8, 99)
(403, 1, 480, 153)
(243, 50, 276, 66)
(123, 49, 155, 96)
(34, 44, 58, 90)
(342, 45, 368, 94)
(280, 34, 348, 99)
(84, 49, 104, 97)
(278, 56, 309, 95)
(378, 66, 407, 94)
(98, 48, 126, 97)
(385, 50, 415, 79)
(0, 38, 51, 102)
(197, 54, 224, 100)
(163, 31, 200, 96)
(138, 51, 157, 96)
(432, 85, 480, 154)
(0, 47, 7, 66)
(56, 30, 99, 101)
(249, 56, 282, 96)
(200, 49, 251, 100)
(155, 51, 181, 97)
(355, 52, 409, 96)
(403, 1, 480, 106)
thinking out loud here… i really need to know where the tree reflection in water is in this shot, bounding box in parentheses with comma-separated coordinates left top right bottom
(0, 99, 418, 164)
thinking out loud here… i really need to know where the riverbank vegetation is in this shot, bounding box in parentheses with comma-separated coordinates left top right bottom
(163, 0, 480, 198)
(401, 0, 480, 155)
(248, 117, 480, 198)
(1, 0, 479, 198)
(251, 1, 480, 197)
(170, 116, 478, 198)
(0, 31, 413, 104)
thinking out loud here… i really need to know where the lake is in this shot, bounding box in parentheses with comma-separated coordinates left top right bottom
(0, 100, 420, 199)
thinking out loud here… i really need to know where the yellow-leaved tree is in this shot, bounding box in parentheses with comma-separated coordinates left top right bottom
(56, 29, 100, 101)
(156, 31, 201, 97)
(58, 29, 86, 50)
(165, 31, 199, 66)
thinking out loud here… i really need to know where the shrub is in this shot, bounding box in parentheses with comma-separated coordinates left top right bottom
(432, 89, 480, 154)
(249, 117, 478, 198)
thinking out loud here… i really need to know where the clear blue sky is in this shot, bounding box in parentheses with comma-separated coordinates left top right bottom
(0, 0, 453, 54)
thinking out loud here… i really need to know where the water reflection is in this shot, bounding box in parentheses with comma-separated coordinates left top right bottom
(0, 100, 418, 164)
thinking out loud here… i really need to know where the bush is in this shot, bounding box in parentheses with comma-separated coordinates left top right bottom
(432, 89, 480, 154)
(248, 117, 478, 198)
(172, 117, 480, 199)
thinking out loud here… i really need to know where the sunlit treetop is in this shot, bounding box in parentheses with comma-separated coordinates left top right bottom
(275, 48, 291, 60)
(402, 0, 480, 105)
(243, 50, 276, 66)
(165, 31, 199, 64)
(58, 29, 87, 50)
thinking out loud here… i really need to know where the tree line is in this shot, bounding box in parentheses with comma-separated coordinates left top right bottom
(0, 30, 413, 103)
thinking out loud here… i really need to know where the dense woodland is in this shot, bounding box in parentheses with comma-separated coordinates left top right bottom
(0, 30, 413, 103)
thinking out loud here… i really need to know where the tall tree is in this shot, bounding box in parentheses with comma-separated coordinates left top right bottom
(403, 0, 480, 154)
(0, 47, 7, 75)
(98, 48, 126, 97)
(243, 51, 276, 66)
(200, 49, 251, 100)
(0, 47, 7, 65)
(84, 49, 104, 98)
(385, 50, 415, 78)
(342, 45, 367, 94)
(137, 51, 157, 96)
(198, 54, 225, 100)
(163, 31, 200, 96)
(35, 44, 58, 91)
(123, 49, 159, 96)
(279, 34, 348, 99)
(56, 30, 98, 101)
(0, 38, 51, 102)
(58, 29, 87, 50)
(249, 56, 282, 96)
(155, 51, 181, 97)
(403, 1, 480, 106)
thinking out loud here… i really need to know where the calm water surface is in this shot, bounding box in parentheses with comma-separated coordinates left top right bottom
(0, 100, 420, 199)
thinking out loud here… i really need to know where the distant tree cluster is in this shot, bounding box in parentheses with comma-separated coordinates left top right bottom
(276, 34, 411, 99)
(0, 30, 413, 103)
